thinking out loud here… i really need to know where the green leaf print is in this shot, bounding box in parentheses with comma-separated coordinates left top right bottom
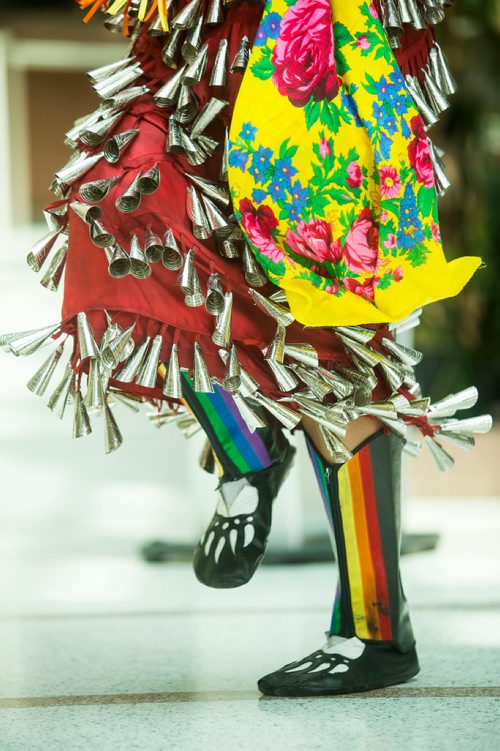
(417, 185, 436, 218)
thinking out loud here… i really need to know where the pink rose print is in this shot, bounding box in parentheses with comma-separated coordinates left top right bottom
(239, 199, 285, 264)
(393, 266, 404, 281)
(343, 276, 375, 302)
(286, 219, 343, 264)
(347, 161, 363, 189)
(325, 280, 339, 295)
(343, 207, 380, 274)
(319, 137, 332, 159)
(408, 116, 435, 188)
(431, 222, 441, 241)
(384, 233, 396, 249)
(272, 0, 339, 108)
(379, 166, 402, 198)
(356, 35, 371, 50)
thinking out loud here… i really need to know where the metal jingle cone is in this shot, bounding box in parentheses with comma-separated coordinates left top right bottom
(248, 289, 295, 327)
(182, 13, 205, 63)
(232, 393, 267, 432)
(423, 4, 446, 26)
(219, 239, 241, 258)
(334, 325, 376, 345)
(8, 323, 60, 357)
(405, 0, 426, 29)
(320, 426, 353, 463)
(27, 344, 64, 396)
(108, 243, 131, 278)
(65, 109, 102, 146)
(162, 228, 183, 270)
(143, 227, 163, 262)
(379, 416, 408, 440)
(404, 75, 438, 128)
(26, 228, 62, 272)
(284, 343, 319, 369)
(70, 200, 103, 224)
(163, 343, 183, 399)
(129, 235, 152, 279)
(293, 365, 332, 401)
(102, 85, 149, 110)
(428, 141, 451, 195)
(114, 337, 151, 382)
(318, 367, 354, 399)
(136, 335, 163, 388)
(73, 391, 92, 439)
(397, 0, 413, 25)
(186, 174, 230, 207)
(206, 272, 225, 315)
(85, 357, 105, 411)
(190, 97, 229, 138)
(167, 116, 184, 152)
(183, 43, 209, 86)
(430, 43, 457, 96)
(266, 359, 299, 392)
(161, 29, 184, 68)
(210, 38, 228, 87)
(154, 64, 187, 107)
(357, 401, 397, 421)
(108, 390, 141, 413)
(269, 289, 288, 304)
(104, 129, 139, 163)
(252, 392, 301, 431)
(265, 324, 286, 364)
(402, 438, 422, 458)
(389, 393, 411, 411)
(184, 136, 207, 165)
(337, 334, 382, 369)
(47, 364, 74, 419)
(193, 343, 215, 393)
(0, 329, 33, 351)
(172, 0, 202, 30)
(77, 311, 100, 360)
(194, 134, 219, 159)
(206, 0, 224, 25)
(101, 323, 136, 369)
(79, 111, 124, 147)
(437, 430, 475, 452)
(220, 128, 229, 182)
(381, 337, 423, 366)
(230, 35, 250, 74)
(55, 151, 103, 188)
(80, 176, 119, 203)
(178, 248, 196, 294)
(187, 186, 211, 239)
(379, 360, 405, 391)
(43, 203, 68, 231)
(201, 195, 232, 237)
(422, 66, 450, 115)
(397, 397, 430, 417)
(90, 220, 114, 248)
(115, 173, 142, 213)
(39, 240, 67, 291)
(184, 267, 205, 307)
(104, 400, 123, 454)
(137, 164, 160, 196)
(212, 292, 233, 347)
(437, 414, 493, 436)
(216, 350, 260, 397)
(381, 0, 403, 33)
(389, 307, 423, 334)
(87, 57, 134, 85)
(243, 243, 267, 287)
(425, 435, 454, 471)
(222, 344, 241, 392)
(93, 64, 143, 99)
(428, 386, 479, 419)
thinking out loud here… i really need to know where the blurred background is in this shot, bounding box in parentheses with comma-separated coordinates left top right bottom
(0, 3, 499, 747)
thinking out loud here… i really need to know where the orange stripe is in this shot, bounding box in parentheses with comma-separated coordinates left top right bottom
(347, 453, 382, 640)
(358, 445, 393, 640)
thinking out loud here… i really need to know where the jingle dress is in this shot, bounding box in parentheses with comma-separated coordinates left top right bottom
(2, 0, 491, 466)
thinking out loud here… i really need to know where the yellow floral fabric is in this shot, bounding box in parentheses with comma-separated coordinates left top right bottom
(228, 0, 481, 326)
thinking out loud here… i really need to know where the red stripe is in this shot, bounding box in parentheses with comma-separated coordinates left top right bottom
(358, 445, 393, 641)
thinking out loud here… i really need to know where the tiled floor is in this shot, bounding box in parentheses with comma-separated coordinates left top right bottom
(0, 227, 499, 749)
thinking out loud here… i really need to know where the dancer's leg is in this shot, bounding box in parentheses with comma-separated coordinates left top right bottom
(258, 429, 418, 696)
(181, 377, 295, 588)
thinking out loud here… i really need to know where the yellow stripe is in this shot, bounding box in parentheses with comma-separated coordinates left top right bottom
(337, 463, 369, 637)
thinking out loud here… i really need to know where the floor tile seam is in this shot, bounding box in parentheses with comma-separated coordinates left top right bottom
(1, 603, 500, 621)
(0, 687, 499, 708)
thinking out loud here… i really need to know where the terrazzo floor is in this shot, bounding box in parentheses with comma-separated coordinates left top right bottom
(0, 227, 499, 749)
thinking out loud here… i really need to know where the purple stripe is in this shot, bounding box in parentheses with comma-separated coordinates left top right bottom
(217, 386, 273, 468)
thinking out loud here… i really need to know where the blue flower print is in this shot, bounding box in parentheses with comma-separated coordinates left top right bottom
(252, 188, 268, 203)
(228, 150, 249, 171)
(274, 157, 298, 187)
(249, 145, 273, 183)
(254, 27, 268, 47)
(263, 12, 281, 39)
(239, 122, 257, 142)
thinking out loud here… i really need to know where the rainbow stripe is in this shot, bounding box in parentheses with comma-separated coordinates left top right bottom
(181, 376, 273, 479)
